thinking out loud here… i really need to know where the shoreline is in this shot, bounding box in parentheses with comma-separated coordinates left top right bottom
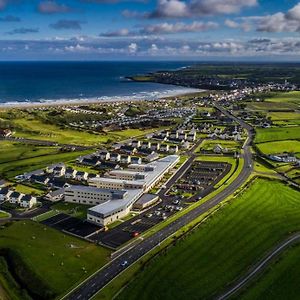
(0, 87, 204, 109)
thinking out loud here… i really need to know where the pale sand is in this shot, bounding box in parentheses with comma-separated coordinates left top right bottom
(0, 88, 204, 110)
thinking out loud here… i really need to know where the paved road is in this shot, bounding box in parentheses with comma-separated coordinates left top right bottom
(217, 232, 300, 300)
(62, 105, 254, 300)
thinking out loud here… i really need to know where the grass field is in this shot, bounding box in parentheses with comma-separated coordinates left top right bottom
(256, 140, 300, 156)
(51, 202, 90, 220)
(0, 142, 92, 180)
(255, 126, 300, 143)
(7, 115, 167, 146)
(198, 139, 241, 152)
(265, 91, 300, 105)
(0, 142, 58, 164)
(0, 221, 110, 299)
(236, 244, 300, 300)
(116, 179, 300, 300)
(0, 211, 10, 219)
(12, 118, 110, 145)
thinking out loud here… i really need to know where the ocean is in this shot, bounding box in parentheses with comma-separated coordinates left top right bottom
(0, 61, 198, 105)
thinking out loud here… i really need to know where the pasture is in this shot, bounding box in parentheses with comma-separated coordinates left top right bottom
(0, 221, 110, 299)
(117, 179, 300, 300)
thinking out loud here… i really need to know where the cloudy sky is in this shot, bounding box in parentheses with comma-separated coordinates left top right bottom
(0, 0, 299, 60)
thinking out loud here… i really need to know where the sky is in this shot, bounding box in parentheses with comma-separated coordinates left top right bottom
(0, 0, 300, 60)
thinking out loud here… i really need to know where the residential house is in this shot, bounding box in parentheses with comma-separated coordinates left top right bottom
(20, 195, 37, 208)
(131, 157, 142, 164)
(0, 187, 10, 202)
(120, 155, 131, 164)
(46, 188, 65, 202)
(213, 144, 224, 154)
(52, 166, 66, 177)
(160, 144, 169, 152)
(9, 191, 23, 204)
(169, 145, 179, 153)
(150, 142, 160, 151)
(65, 168, 77, 179)
(98, 150, 110, 161)
(75, 171, 88, 181)
(30, 174, 50, 185)
(131, 140, 141, 148)
(110, 153, 121, 162)
(141, 141, 151, 150)
(145, 152, 159, 162)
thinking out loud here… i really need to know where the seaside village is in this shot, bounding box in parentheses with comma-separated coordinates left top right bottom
(0, 89, 276, 246)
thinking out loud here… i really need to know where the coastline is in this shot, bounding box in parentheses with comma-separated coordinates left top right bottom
(0, 87, 204, 109)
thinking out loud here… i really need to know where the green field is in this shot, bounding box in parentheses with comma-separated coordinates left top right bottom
(255, 126, 300, 143)
(51, 202, 90, 220)
(0, 142, 92, 180)
(237, 244, 300, 300)
(0, 211, 10, 219)
(256, 140, 300, 156)
(265, 91, 300, 105)
(117, 179, 300, 300)
(0, 221, 110, 299)
(197, 139, 241, 152)
(0, 142, 58, 164)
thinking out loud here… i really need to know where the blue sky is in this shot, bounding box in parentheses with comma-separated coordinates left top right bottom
(0, 0, 300, 60)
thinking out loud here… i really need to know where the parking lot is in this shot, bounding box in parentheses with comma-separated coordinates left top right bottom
(41, 213, 102, 238)
(175, 161, 231, 196)
(39, 160, 233, 249)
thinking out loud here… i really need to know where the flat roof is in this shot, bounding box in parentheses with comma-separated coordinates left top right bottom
(89, 177, 145, 186)
(66, 185, 127, 196)
(135, 193, 159, 205)
(109, 170, 145, 176)
(88, 155, 179, 217)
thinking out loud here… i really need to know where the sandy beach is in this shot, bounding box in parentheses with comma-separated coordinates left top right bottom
(0, 87, 204, 109)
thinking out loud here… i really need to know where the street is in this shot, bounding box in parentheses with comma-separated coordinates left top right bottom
(62, 104, 254, 300)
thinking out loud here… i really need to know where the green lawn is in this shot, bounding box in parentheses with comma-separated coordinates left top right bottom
(0, 142, 92, 180)
(0, 142, 58, 164)
(198, 139, 241, 152)
(116, 179, 300, 300)
(237, 244, 300, 300)
(13, 118, 110, 145)
(255, 126, 300, 143)
(0, 211, 10, 219)
(0, 221, 110, 299)
(256, 140, 300, 156)
(51, 202, 90, 220)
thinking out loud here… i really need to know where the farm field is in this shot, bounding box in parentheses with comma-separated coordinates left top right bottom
(0, 221, 110, 299)
(0, 142, 92, 180)
(267, 112, 300, 126)
(255, 126, 300, 143)
(247, 101, 298, 111)
(264, 91, 300, 105)
(256, 140, 300, 156)
(117, 179, 300, 300)
(236, 244, 300, 300)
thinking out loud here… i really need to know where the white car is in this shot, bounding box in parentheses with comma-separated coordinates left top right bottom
(121, 260, 128, 267)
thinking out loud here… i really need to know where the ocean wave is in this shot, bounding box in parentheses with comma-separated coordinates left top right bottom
(0, 87, 203, 107)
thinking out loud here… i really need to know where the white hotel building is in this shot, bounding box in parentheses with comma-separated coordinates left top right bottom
(64, 155, 179, 226)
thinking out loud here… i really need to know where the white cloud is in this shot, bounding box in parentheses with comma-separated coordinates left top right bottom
(128, 42, 138, 53)
(141, 21, 218, 34)
(149, 0, 257, 18)
(225, 19, 239, 28)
